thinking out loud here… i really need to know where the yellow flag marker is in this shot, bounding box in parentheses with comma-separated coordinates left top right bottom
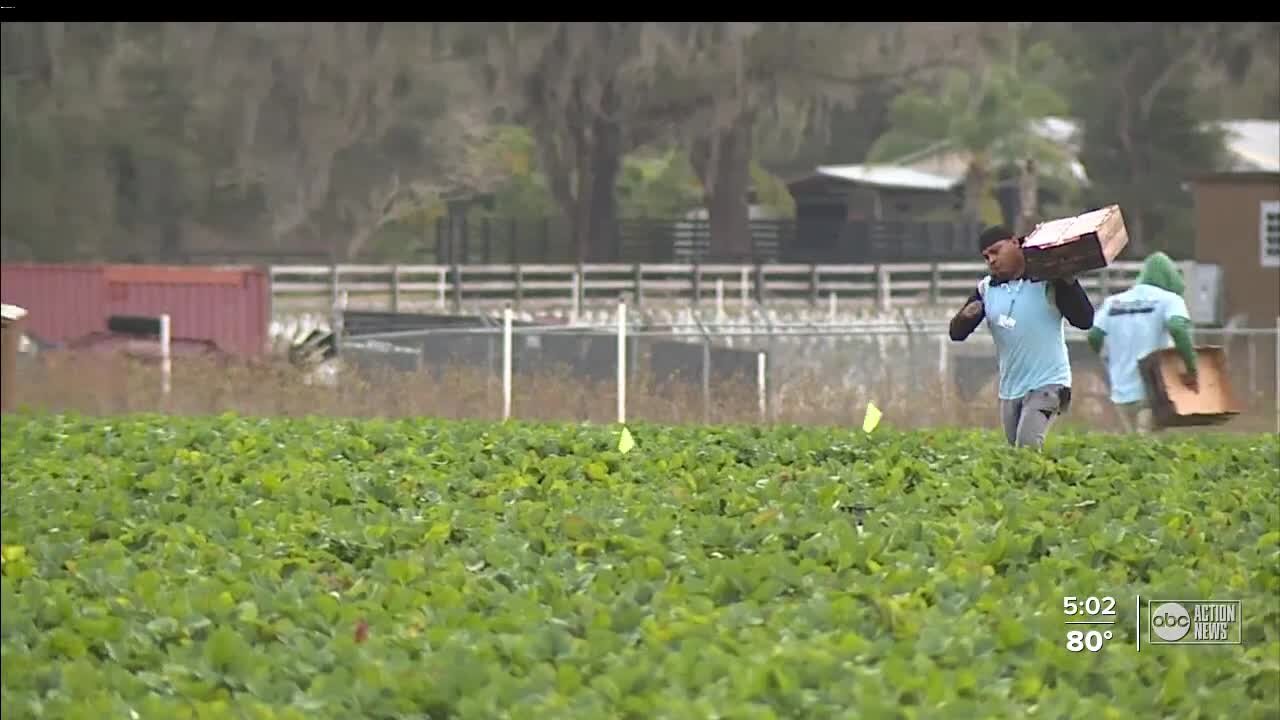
(862, 402, 882, 433)
(618, 426, 636, 454)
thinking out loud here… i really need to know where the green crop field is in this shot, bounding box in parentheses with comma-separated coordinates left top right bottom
(2, 414, 1278, 719)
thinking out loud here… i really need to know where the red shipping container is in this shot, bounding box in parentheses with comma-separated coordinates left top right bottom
(0, 263, 272, 357)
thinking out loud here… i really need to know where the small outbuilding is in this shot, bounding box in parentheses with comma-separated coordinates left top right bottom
(783, 165, 977, 262)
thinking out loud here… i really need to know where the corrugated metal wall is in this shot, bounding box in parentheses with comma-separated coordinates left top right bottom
(0, 264, 104, 345)
(0, 263, 272, 357)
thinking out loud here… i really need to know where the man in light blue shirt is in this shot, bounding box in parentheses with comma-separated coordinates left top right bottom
(950, 226, 1096, 448)
(1088, 252, 1197, 433)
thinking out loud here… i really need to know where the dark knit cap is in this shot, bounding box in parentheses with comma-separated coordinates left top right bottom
(978, 225, 1015, 251)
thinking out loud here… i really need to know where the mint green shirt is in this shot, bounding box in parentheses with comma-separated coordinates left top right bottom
(979, 276, 1073, 400)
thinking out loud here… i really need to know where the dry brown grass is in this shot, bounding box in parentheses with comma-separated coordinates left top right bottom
(8, 351, 1276, 435)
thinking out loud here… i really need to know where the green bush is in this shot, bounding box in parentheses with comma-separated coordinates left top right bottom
(2, 414, 1277, 719)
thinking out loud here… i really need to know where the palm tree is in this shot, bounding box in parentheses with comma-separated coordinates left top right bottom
(867, 36, 1072, 232)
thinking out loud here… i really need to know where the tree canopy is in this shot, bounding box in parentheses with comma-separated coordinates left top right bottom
(1, 22, 1273, 262)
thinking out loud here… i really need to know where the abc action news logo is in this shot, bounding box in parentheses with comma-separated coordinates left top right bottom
(1149, 600, 1243, 645)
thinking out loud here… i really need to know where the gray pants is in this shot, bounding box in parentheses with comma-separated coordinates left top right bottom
(1000, 384, 1069, 449)
(1114, 401, 1154, 434)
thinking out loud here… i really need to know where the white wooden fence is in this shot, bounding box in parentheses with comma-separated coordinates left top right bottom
(269, 261, 1153, 313)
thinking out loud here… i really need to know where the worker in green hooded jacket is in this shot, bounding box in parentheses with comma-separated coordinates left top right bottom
(1088, 252, 1198, 433)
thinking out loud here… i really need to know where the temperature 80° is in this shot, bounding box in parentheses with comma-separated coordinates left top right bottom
(1066, 629, 1113, 652)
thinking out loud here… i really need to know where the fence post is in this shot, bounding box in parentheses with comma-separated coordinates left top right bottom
(633, 264, 643, 307)
(502, 306, 513, 421)
(715, 279, 725, 325)
(929, 262, 941, 305)
(691, 263, 702, 306)
(937, 332, 949, 416)
(828, 292, 837, 324)
(808, 265, 819, 306)
(486, 325, 495, 411)
(876, 265, 891, 311)
(1249, 332, 1258, 399)
(509, 218, 519, 264)
(434, 216, 446, 263)
(159, 313, 171, 397)
(693, 313, 712, 424)
(764, 312, 778, 421)
(702, 337, 712, 424)
(437, 267, 447, 310)
(330, 264, 340, 309)
(514, 266, 524, 311)
(451, 264, 463, 313)
(482, 218, 492, 264)
(331, 290, 347, 360)
(390, 265, 401, 313)
(740, 266, 750, 306)
(757, 351, 767, 423)
(616, 300, 627, 424)
(571, 267, 582, 324)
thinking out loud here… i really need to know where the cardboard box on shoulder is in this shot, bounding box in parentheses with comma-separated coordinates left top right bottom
(1138, 346, 1242, 428)
(1020, 205, 1129, 281)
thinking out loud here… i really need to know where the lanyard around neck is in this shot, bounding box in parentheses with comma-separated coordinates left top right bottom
(1000, 278, 1027, 320)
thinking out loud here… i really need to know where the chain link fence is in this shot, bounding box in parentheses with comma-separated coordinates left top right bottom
(13, 309, 1276, 434)
(336, 313, 1280, 434)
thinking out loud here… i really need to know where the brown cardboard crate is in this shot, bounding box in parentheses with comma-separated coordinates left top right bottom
(1138, 346, 1242, 428)
(1021, 205, 1129, 281)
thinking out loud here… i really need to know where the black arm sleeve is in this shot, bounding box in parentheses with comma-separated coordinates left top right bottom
(949, 289, 985, 341)
(1053, 278, 1094, 329)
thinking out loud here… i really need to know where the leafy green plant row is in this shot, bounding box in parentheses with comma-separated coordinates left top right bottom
(2, 414, 1277, 719)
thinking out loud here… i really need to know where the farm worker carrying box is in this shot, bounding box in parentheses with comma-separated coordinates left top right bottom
(948, 225, 1096, 449)
(1087, 251, 1197, 434)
